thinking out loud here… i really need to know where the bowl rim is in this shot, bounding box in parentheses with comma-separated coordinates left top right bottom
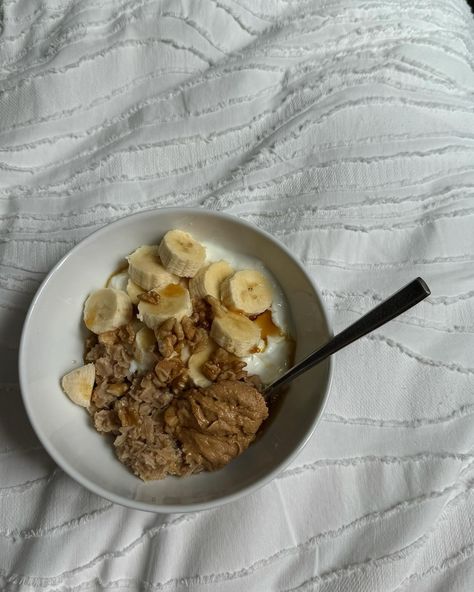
(19, 207, 333, 513)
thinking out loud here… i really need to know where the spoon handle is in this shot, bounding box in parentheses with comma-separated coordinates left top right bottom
(265, 277, 431, 394)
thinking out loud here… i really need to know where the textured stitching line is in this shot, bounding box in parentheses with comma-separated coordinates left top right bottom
(250, 205, 474, 236)
(0, 471, 55, 496)
(303, 253, 474, 271)
(279, 452, 474, 479)
(207, 164, 474, 212)
(393, 542, 474, 590)
(323, 403, 474, 428)
(0, 504, 114, 541)
(1, 122, 473, 159)
(365, 332, 474, 375)
(242, 0, 467, 23)
(326, 301, 474, 335)
(246, 93, 474, 172)
(321, 287, 474, 306)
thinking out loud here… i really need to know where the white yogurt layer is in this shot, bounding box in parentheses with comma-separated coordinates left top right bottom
(204, 241, 295, 385)
(107, 271, 129, 292)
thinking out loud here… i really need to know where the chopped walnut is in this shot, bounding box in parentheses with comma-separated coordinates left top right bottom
(94, 409, 120, 433)
(198, 347, 251, 382)
(164, 405, 179, 427)
(175, 341, 185, 354)
(171, 370, 189, 393)
(213, 347, 236, 366)
(155, 318, 175, 340)
(217, 369, 247, 382)
(106, 383, 129, 396)
(138, 291, 161, 304)
(190, 327, 209, 353)
(173, 318, 184, 341)
(191, 298, 214, 330)
(91, 382, 116, 409)
(158, 334, 176, 358)
(129, 372, 173, 409)
(117, 323, 137, 344)
(202, 361, 220, 381)
(115, 398, 139, 427)
(154, 358, 185, 386)
(181, 316, 196, 340)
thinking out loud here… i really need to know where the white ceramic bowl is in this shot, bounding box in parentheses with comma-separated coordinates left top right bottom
(19, 208, 332, 513)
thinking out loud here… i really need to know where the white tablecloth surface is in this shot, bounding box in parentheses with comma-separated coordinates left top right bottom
(1, 0, 473, 590)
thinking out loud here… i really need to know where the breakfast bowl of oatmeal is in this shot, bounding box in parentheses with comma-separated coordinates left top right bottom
(19, 208, 332, 512)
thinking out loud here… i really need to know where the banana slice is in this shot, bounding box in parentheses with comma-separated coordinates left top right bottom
(84, 288, 133, 334)
(126, 279, 144, 305)
(127, 245, 178, 291)
(137, 283, 192, 329)
(135, 326, 156, 350)
(188, 340, 217, 387)
(133, 326, 158, 370)
(61, 364, 95, 407)
(158, 229, 206, 277)
(189, 260, 233, 300)
(210, 311, 261, 357)
(221, 269, 272, 316)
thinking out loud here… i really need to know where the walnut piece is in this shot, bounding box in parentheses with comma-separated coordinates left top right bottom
(138, 291, 161, 304)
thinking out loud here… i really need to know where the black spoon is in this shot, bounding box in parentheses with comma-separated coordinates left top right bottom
(264, 277, 431, 396)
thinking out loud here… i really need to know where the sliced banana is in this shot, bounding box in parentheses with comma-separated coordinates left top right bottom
(126, 279, 144, 304)
(84, 288, 133, 334)
(210, 310, 261, 357)
(221, 269, 273, 316)
(159, 229, 206, 277)
(189, 260, 233, 300)
(127, 245, 178, 291)
(188, 339, 217, 387)
(133, 326, 158, 370)
(137, 283, 192, 329)
(61, 364, 95, 407)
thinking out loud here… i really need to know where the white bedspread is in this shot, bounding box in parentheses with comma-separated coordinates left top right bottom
(1, 0, 474, 590)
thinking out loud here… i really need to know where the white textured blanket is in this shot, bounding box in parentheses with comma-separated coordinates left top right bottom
(1, 0, 474, 590)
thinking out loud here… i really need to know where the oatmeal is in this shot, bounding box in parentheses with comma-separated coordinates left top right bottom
(60, 228, 293, 481)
